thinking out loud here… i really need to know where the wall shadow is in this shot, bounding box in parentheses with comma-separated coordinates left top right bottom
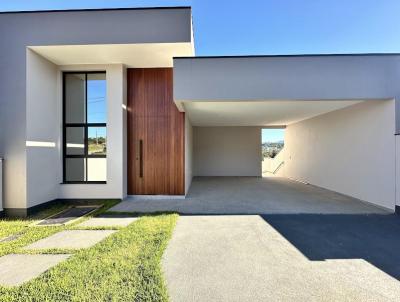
(261, 214, 400, 280)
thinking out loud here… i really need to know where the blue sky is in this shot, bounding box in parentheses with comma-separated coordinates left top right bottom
(87, 78, 106, 137)
(87, 79, 106, 124)
(262, 129, 284, 143)
(1, 0, 400, 55)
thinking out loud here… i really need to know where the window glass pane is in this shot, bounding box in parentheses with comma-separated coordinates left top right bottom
(65, 73, 86, 123)
(88, 127, 106, 155)
(65, 158, 86, 182)
(87, 158, 107, 181)
(63, 72, 107, 183)
(87, 73, 106, 123)
(66, 127, 85, 155)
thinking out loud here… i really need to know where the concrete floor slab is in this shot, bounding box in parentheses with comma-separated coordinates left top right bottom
(109, 177, 389, 215)
(24, 230, 116, 250)
(77, 216, 138, 228)
(0, 254, 70, 286)
(162, 215, 400, 302)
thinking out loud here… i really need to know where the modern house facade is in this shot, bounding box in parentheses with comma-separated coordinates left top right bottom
(0, 7, 399, 216)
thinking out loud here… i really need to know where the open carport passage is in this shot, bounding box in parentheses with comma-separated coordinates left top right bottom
(181, 99, 397, 212)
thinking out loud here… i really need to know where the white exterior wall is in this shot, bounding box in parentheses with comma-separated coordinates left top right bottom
(58, 64, 126, 199)
(25, 59, 127, 204)
(122, 67, 128, 199)
(284, 100, 396, 210)
(26, 49, 59, 208)
(185, 116, 193, 194)
(193, 127, 261, 177)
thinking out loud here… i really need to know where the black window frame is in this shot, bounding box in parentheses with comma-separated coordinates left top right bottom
(62, 71, 107, 184)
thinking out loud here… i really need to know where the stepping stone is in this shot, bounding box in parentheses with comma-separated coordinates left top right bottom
(36, 206, 101, 226)
(0, 254, 70, 286)
(77, 215, 138, 228)
(0, 233, 23, 243)
(24, 230, 116, 250)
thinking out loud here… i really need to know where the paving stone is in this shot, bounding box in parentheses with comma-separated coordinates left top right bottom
(77, 215, 138, 228)
(0, 233, 23, 243)
(36, 206, 100, 226)
(0, 254, 70, 286)
(24, 230, 116, 250)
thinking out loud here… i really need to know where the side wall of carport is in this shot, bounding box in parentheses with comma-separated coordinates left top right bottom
(282, 100, 396, 210)
(174, 55, 400, 210)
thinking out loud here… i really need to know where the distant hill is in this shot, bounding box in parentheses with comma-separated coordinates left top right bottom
(262, 141, 284, 159)
(262, 141, 284, 146)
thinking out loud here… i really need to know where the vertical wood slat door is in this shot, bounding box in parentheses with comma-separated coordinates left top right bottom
(127, 68, 185, 195)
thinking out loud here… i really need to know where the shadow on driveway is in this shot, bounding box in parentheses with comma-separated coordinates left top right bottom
(261, 214, 400, 280)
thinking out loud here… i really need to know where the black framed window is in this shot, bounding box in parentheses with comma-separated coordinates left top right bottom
(63, 72, 107, 183)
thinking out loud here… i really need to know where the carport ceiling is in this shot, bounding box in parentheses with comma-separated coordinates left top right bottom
(183, 100, 364, 126)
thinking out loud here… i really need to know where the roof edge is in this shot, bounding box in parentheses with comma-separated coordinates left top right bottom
(0, 6, 191, 14)
(174, 53, 400, 59)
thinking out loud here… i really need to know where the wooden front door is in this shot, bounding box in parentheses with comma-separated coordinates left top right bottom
(127, 68, 185, 195)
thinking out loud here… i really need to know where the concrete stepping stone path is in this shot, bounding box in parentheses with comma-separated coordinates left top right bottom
(23, 230, 116, 250)
(0, 214, 134, 286)
(35, 206, 100, 226)
(0, 254, 70, 286)
(77, 215, 138, 228)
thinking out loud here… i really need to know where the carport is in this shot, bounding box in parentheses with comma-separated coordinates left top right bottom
(179, 98, 395, 211)
(173, 54, 400, 213)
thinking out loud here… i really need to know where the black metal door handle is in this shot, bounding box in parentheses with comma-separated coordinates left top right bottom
(139, 139, 143, 178)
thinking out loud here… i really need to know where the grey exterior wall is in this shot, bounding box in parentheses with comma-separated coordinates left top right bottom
(0, 8, 192, 211)
(174, 55, 400, 134)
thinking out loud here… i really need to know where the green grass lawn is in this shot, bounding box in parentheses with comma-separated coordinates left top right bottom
(0, 202, 178, 302)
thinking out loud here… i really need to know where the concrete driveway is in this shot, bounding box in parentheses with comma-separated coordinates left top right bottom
(110, 177, 389, 214)
(109, 177, 399, 301)
(162, 214, 400, 302)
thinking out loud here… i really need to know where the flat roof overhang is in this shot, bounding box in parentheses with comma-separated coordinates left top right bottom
(21, 7, 195, 67)
(174, 55, 400, 130)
